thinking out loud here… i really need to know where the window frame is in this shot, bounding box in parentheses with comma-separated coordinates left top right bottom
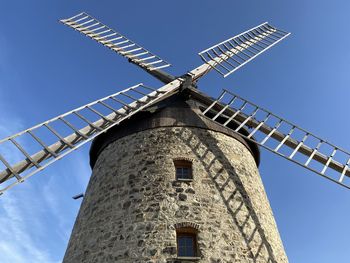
(174, 159, 193, 181)
(176, 227, 198, 258)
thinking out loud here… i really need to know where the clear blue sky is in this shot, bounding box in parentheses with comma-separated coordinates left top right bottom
(0, 1, 350, 262)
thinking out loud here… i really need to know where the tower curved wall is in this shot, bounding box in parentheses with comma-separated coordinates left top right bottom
(63, 97, 288, 263)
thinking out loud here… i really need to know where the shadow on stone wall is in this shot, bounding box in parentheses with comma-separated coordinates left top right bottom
(174, 122, 277, 263)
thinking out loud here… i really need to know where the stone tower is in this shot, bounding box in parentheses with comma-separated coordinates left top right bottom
(63, 90, 288, 263)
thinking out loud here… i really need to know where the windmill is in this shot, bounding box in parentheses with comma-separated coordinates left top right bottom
(0, 11, 349, 262)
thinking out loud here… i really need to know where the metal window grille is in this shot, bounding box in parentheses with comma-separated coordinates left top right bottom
(174, 160, 193, 180)
(176, 167, 192, 180)
(177, 233, 197, 257)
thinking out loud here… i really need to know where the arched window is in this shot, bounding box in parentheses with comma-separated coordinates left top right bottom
(176, 226, 198, 257)
(173, 159, 193, 181)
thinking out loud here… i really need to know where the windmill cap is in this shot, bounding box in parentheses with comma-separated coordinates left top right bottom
(89, 90, 260, 169)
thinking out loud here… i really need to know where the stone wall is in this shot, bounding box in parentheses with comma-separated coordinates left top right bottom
(63, 126, 288, 263)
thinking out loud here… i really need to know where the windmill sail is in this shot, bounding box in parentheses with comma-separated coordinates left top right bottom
(198, 22, 290, 78)
(202, 89, 350, 189)
(0, 81, 182, 194)
(60, 12, 171, 72)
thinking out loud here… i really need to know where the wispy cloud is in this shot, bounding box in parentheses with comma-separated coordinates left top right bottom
(0, 111, 91, 263)
(0, 120, 88, 263)
(0, 115, 60, 262)
(0, 192, 55, 263)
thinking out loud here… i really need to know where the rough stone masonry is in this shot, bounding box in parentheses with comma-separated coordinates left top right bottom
(63, 97, 288, 263)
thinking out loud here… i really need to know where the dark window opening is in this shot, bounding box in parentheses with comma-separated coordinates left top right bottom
(176, 227, 198, 257)
(174, 160, 193, 180)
